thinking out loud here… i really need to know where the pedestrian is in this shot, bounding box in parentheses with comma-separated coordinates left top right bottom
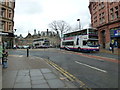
(2, 50, 8, 68)
(110, 42, 114, 53)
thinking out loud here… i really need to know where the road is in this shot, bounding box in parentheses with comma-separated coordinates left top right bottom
(8, 48, 119, 88)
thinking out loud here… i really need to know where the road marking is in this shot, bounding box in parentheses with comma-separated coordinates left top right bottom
(75, 61, 107, 73)
(45, 59, 91, 89)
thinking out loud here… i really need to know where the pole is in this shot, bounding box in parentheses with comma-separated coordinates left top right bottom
(27, 48, 29, 57)
(77, 19, 81, 30)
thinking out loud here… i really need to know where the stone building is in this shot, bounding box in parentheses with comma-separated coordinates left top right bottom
(89, 1, 120, 49)
(0, 0, 15, 49)
(15, 30, 61, 48)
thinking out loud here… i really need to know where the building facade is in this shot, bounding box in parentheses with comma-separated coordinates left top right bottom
(89, 1, 120, 49)
(0, 0, 15, 49)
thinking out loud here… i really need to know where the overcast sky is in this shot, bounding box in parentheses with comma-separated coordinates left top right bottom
(14, 0, 91, 37)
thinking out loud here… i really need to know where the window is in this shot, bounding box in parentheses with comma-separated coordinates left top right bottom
(110, 8, 114, 20)
(64, 41, 74, 46)
(1, 8, 6, 17)
(115, 6, 118, 18)
(9, 1, 13, 8)
(9, 10, 12, 18)
(76, 38, 79, 45)
(83, 41, 87, 46)
(2, 21, 5, 30)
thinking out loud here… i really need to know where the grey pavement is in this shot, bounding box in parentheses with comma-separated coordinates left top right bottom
(2, 55, 77, 88)
(0, 65, 2, 90)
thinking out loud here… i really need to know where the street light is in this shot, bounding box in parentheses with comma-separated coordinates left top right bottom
(77, 19, 81, 30)
(13, 29, 17, 49)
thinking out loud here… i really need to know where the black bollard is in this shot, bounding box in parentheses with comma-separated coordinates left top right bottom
(27, 48, 29, 57)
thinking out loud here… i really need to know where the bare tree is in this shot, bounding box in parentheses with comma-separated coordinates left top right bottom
(57, 20, 71, 37)
(49, 21, 59, 36)
(49, 20, 71, 37)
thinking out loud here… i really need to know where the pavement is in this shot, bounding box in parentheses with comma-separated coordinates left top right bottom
(99, 48, 120, 55)
(2, 55, 78, 89)
(0, 64, 2, 90)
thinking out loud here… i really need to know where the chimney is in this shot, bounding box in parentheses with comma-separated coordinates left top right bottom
(38, 31, 40, 35)
(34, 29, 37, 35)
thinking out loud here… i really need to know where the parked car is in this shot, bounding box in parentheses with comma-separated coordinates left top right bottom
(23, 45, 29, 49)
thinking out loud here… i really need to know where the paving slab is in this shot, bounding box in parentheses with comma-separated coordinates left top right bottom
(15, 76, 30, 83)
(3, 71, 18, 88)
(32, 79, 47, 85)
(32, 83, 50, 88)
(17, 70, 29, 76)
(47, 79, 65, 88)
(30, 69, 42, 76)
(43, 73, 57, 80)
(0, 65, 2, 90)
(31, 75, 44, 81)
(14, 82, 31, 88)
(41, 68, 52, 73)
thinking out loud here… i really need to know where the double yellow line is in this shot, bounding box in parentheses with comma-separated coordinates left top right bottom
(45, 59, 91, 90)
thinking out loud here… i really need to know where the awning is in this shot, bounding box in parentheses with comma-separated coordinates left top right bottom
(0, 32, 15, 37)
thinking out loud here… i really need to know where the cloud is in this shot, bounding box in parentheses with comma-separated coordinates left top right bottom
(14, 0, 91, 37)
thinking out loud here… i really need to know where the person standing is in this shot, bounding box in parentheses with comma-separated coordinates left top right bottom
(0, 42, 3, 64)
(2, 50, 8, 68)
(110, 40, 114, 53)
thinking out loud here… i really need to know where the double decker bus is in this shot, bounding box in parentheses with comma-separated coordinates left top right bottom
(33, 38, 50, 48)
(61, 27, 99, 52)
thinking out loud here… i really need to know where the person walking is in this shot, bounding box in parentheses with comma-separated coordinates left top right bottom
(2, 50, 8, 68)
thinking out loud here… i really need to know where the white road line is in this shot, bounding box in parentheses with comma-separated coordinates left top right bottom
(75, 61, 107, 73)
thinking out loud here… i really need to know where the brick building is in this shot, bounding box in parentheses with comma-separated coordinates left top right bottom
(0, 0, 15, 49)
(89, 1, 120, 49)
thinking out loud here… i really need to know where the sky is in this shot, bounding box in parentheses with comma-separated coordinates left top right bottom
(14, 0, 91, 37)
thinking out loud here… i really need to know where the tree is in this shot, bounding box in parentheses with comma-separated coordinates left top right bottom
(49, 21, 59, 36)
(49, 20, 71, 38)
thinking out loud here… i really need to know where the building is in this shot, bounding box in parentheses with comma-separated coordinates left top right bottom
(89, 1, 120, 49)
(15, 30, 61, 48)
(0, 0, 15, 49)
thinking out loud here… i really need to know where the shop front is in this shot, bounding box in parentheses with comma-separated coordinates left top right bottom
(2, 32, 14, 49)
(110, 27, 120, 48)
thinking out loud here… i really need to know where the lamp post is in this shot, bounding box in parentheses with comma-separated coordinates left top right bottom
(77, 19, 81, 30)
(13, 29, 17, 49)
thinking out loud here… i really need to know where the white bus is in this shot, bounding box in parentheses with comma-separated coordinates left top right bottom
(61, 28, 99, 52)
(33, 38, 50, 48)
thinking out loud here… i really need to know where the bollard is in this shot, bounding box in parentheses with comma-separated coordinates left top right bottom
(27, 48, 29, 57)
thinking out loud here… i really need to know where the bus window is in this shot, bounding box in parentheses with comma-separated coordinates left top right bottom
(87, 40, 98, 46)
(64, 41, 74, 46)
(76, 38, 79, 45)
(83, 41, 87, 46)
(89, 29, 98, 35)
